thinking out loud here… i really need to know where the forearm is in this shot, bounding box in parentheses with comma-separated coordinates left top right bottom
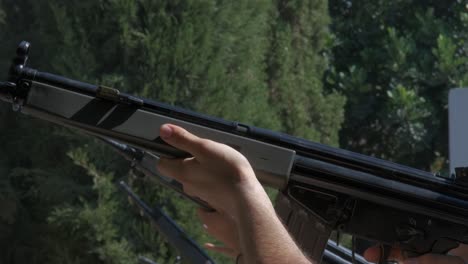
(157, 124, 312, 263)
(233, 179, 312, 264)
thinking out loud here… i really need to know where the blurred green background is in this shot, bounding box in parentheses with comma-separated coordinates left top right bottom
(0, 0, 466, 263)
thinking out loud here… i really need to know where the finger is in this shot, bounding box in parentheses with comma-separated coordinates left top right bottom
(403, 254, 465, 264)
(159, 124, 206, 157)
(363, 245, 403, 263)
(198, 209, 234, 237)
(198, 208, 229, 225)
(204, 243, 237, 258)
(157, 157, 187, 183)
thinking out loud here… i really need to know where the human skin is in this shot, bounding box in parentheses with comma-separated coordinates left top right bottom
(156, 124, 311, 264)
(197, 208, 240, 258)
(363, 244, 468, 264)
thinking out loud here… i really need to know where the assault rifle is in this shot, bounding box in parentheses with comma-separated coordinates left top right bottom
(1, 41, 468, 263)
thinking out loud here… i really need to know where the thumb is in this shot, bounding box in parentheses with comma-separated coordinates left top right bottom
(159, 124, 205, 157)
(403, 254, 465, 264)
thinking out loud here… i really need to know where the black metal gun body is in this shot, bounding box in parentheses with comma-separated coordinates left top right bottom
(2, 42, 468, 262)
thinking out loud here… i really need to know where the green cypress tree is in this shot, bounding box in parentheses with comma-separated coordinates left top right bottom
(267, 0, 345, 145)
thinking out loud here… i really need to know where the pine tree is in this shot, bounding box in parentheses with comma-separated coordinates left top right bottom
(0, 0, 346, 263)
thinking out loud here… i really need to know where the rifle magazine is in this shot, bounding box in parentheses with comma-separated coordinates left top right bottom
(275, 192, 333, 262)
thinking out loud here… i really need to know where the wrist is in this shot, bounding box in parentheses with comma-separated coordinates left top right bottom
(230, 173, 275, 224)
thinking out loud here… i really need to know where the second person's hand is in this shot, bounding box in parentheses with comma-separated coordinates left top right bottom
(363, 244, 468, 264)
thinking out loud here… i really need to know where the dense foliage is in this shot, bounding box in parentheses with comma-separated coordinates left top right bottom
(0, 0, 466, 263)
(328, 0, 467, 171)
(0, 0, 341, 263)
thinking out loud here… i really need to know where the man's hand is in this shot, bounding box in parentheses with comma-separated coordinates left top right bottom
(363, 244, 468, 264)
(197, 208, 240, 258)
(156, 123, 263, 217)
(156, 124, 311, 264)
